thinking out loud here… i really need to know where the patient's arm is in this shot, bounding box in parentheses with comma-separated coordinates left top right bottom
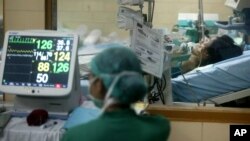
(180, 55, 200, 73)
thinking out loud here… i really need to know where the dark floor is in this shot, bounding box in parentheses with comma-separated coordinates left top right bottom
(217, 96, 250, 108)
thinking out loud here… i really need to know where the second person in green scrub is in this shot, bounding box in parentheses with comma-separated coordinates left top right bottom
(62, 47, 171, 141)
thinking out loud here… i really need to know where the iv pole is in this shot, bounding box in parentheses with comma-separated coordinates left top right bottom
(198, 0, 205, 41)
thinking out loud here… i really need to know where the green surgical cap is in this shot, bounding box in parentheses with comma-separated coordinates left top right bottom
(90, 47, 147, 104)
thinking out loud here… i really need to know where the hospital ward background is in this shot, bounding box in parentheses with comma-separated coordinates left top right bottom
(0, 0, 250, 141)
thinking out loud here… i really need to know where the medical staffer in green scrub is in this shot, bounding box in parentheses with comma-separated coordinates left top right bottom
(62, 47, 170, 141)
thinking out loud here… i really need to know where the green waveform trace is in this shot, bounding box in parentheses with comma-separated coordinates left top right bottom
(8, 36, 36, 44)
(7, 48, 33, 54)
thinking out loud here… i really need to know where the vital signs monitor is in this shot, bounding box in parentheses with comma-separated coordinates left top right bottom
(0, 30, 81, 115)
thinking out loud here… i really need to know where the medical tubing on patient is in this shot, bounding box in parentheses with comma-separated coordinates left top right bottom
(179, 47, 215, 105)
(179, 69, 200, 105)
(177, 53, 202, 105)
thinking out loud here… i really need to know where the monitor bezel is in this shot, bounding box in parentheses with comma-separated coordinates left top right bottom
(0, 30, 79, 97)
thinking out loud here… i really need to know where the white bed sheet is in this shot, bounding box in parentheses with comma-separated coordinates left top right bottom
(0, 117, 65, 141)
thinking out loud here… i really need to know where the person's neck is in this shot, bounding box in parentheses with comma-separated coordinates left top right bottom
(105, 104, 130, 112)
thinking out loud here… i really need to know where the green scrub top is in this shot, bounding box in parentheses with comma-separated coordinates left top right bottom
(61, 108, 170, 141)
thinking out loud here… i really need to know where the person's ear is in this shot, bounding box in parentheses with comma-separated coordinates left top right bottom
(201, 48, 209, 59)
(94, 78, 107, 99)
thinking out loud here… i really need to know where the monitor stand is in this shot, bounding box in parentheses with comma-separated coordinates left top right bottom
(12, 59, 82, 119)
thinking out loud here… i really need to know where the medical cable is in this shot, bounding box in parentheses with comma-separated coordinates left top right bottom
(185, 43, 216, 105)
(179, 57, 201, 105)
(147, 78, 158, 104)
(148, 75, 157, 92)
(197, 48, 203, 68)
(156, 76, 165, 104)
(179, 64, 201, 106)
(173, 63, 228, 106)
(148, 75, 166, 104)
(179, 64, 221, 106)
(147, 76, 158, 103)
(160, 74, 167, 104)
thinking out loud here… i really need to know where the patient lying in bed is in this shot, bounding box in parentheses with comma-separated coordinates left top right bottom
(180, 35, 243, 73)
(172, 35, 249, 103)
(172, 50, 250, 103)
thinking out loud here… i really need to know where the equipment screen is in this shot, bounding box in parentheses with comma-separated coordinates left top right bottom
(0, 31, 78, 96)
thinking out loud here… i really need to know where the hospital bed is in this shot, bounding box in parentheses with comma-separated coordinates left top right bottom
(171, 50, 250, 106)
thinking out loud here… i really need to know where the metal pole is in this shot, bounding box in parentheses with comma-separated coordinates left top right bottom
(198, 0, 205, 41)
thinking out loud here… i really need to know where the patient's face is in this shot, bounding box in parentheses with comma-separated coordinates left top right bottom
(181, 37, 220, 73)
(192, 38, 213, 61)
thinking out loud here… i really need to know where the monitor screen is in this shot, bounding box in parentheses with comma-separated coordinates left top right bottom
(0, 30, 79, 97)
